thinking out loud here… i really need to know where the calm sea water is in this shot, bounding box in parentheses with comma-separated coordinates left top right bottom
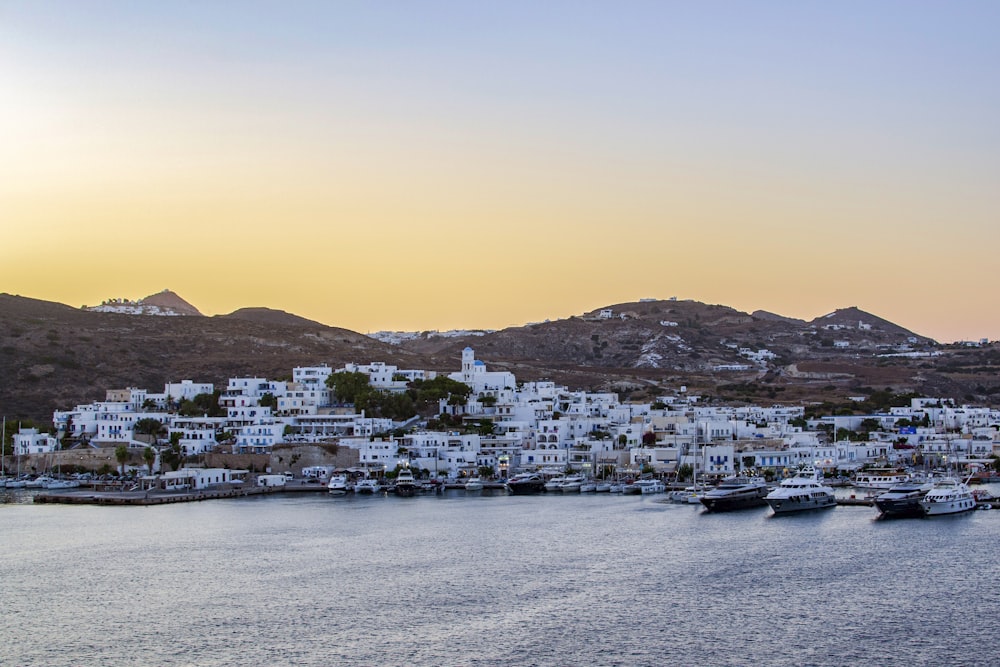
(2, 487, 998, 667)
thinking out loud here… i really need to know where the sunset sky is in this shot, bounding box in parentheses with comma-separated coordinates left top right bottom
(2, 2, 998, 343)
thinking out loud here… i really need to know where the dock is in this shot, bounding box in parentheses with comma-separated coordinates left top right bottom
(32, 481, 327, 506)
(837, 496, 876, 506)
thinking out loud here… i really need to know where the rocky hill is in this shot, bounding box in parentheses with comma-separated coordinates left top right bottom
(3, 293, 999, 423)
(0, 293, 429, 421)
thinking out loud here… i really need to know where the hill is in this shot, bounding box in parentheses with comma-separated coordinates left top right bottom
(0, 293, 428, 421)
(3, 293, 999, 423)
(218, 307, 328, 328)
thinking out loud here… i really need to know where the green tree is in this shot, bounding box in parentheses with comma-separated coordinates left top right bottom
(676, 463, 693, 481)
(409, 376, 472, 407)
(259, 393, 278, 409)
(143, 446, 156, 474)
(134, 418, 163, 437)
(114, 445, 129, 475)
(326, 371, 372, 405)
(178, 392, 225, 417)
(478, 465, 495, 479)
(161, 440, 182, 472)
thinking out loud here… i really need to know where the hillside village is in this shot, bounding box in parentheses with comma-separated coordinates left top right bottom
(10, 347, 1000, 486)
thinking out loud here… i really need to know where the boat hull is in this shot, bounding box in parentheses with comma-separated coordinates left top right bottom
(874, 494, 924, 518)
(700, 488, 769, 512)
(765, 493, 836, 514)
(920, 498, 977, 516)
(394, 483, 417, 497)
(507, 481, 545, 495)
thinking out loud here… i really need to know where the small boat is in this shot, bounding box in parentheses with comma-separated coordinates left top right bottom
(595, 481, 612, 493)
(327, 474, 349, 495)
(557, 475, 585, 493)
(579, 481, 597, 493)
(699, 475, 769, 512)
(464, 477, 484, 491)
(43, 478, 80, 490)
(506, 472, 545, 495)
(26, 475, 54, 488)
(765, 466, 836, 515)
(919, 477, 977, 516)
(354, 478, 381, 494)
(667, 485, 709, 504)
(543, 475, 567, 492)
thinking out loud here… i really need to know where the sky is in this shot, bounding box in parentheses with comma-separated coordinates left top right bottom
(2, 1, 998, 343)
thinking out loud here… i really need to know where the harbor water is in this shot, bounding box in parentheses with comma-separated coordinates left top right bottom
(2, 488, 998, 666)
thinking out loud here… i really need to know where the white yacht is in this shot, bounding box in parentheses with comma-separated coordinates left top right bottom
(633, 479, 665, 494)
(765, 467, 836, 514)
(393, 468, 418, 497)
(464, 477, 484, 491)
(327, 474, 348, 495)
(919, 477, 977, 516)
(852, 469, 910, 490)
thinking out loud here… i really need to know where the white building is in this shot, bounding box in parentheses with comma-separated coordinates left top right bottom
(448, 348, 516, 393)
(14, 428, 59, 455)
(164, 380, 214, 403)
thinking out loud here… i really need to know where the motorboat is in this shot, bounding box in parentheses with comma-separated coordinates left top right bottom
(394, 468, 418, 497)
(464, 477, 484, 491)
(852, 469, 910, 490)
(621, 481, 642, 495)
(506, 472, 545, 495)
(699, 475, 769, 512)
(43, 478, 80, 490)
(595, 481, 612, 493)
(25, 475, 54, 489)
(765, 466, 836, 514)
(667, 485, 709, 504)
(874, 478, 933, 518)
(919, 477, 977, 516)
(354, 478, 381, 494)
(633, 479, 665, 494)
(579, 481, 597, 493)
(543, 475, 568, 492)
(327, 474, 349, 495)
(557, 475, 585, 493)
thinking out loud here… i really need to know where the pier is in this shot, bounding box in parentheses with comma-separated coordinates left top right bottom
(31, 481, 328, 506)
